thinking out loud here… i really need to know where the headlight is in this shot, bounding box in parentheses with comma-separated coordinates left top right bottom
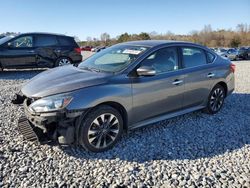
(29, 95, 73, 113)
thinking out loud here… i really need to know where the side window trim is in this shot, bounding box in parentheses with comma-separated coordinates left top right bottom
(205, 51, 217, 64)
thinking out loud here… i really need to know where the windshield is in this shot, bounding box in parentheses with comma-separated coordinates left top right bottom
(78, 44, 149, 73)
(0, 36, 13, 45)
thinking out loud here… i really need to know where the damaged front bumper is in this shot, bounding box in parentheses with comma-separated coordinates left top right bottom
(13, 93, 84, 145)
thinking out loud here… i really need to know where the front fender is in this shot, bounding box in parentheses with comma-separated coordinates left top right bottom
(66, 83, 133, 115)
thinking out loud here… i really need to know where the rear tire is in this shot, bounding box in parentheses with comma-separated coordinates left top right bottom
(204, 84, 225, 114)
(55, 57, 72, 67)
(78, 105, 123, 152)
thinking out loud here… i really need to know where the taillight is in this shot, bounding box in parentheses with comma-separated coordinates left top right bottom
(230, 63, 236, 73)
(74, 48, 81, 54)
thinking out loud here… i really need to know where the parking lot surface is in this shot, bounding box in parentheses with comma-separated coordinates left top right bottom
(0, 61, 249, 187)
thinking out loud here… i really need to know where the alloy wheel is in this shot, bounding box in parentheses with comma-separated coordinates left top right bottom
(210, 88, 224, 112)
(58, 58, 71, 66)
(87, 113, 120, 149)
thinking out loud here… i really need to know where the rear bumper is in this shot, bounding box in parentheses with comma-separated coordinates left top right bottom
(226, 73, 235, 97)
(71, 54, 83, 64)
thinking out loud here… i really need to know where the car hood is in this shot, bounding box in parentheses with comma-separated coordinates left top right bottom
(21, 65, 110, 98)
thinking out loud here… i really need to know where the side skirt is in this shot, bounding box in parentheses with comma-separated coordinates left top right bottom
(129, 105, 205, 130)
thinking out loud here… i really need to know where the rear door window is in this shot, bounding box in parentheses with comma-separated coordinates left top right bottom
(181, 47, 207, 68)
(58, 37, 75, 46)
(35, 35, 58, 47)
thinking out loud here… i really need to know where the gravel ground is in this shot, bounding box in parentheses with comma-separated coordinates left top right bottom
(81, 51, 95, 60)
(0, 61, 250, 188)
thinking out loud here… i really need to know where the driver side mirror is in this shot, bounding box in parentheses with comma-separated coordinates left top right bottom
(137, 66, 156, 76)
(7, 42, 14, 48)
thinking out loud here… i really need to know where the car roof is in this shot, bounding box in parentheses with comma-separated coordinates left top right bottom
(17, 32, 71, 38)
(121, 40, 204, 48)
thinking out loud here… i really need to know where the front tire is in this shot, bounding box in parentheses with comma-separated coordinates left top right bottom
(204, 84, 225, 114)
(78, 105, 123, 152)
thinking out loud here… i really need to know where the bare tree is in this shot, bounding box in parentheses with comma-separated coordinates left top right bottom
(100, 33, 110, 45)
(86, 36, 92, 45)
(74, 36, 81, 43)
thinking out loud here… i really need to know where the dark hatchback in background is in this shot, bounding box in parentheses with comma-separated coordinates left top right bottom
(0, 32, 82, 70)
(238, 47, 250, 60)
(14, 40, 235, 152)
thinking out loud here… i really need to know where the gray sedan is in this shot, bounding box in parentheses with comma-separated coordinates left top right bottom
(14, 40, 235, 152)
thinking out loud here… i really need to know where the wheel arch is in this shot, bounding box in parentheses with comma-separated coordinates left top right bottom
(95, 101, 128, 131)
(214, 81, 228, 97)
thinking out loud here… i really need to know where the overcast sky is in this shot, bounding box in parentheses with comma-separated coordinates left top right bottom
(0, 0, 249, 40)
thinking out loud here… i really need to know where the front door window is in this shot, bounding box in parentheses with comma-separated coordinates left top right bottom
(10, 36, 33, 48)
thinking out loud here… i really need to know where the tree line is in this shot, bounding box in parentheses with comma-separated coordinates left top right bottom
(1, 24, 249, 48)
(81, 24, 250, 48)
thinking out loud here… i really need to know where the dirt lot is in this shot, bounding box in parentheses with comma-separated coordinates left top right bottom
(0, 60, 249, 187)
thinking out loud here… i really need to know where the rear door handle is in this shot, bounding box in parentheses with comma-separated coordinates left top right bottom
(207, 73, 215, 78)
(172, 79, 183, 85)
(27, 50, 34, 53)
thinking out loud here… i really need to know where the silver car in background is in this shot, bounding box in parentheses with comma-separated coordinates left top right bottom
(218, 48, 239, 60)
(13, 40, 235, 152)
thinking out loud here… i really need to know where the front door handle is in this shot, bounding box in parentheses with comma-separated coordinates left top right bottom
(27, 50, 35, 53)
(207, 73, 215, 78)
(172, 79, 183, 85)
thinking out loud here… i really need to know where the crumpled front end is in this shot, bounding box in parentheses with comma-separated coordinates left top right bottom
(13, 93, 84, 145)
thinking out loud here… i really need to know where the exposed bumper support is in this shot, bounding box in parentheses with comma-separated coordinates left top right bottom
(17, 113, 81, 145)
(15, 98, 85, 145)
(18, 116, 40, 143)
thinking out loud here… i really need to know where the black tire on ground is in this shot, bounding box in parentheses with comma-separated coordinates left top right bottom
(78, 105, 123, 152)
(55, 57, 72, 67)
(204, 84, 225, 114)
